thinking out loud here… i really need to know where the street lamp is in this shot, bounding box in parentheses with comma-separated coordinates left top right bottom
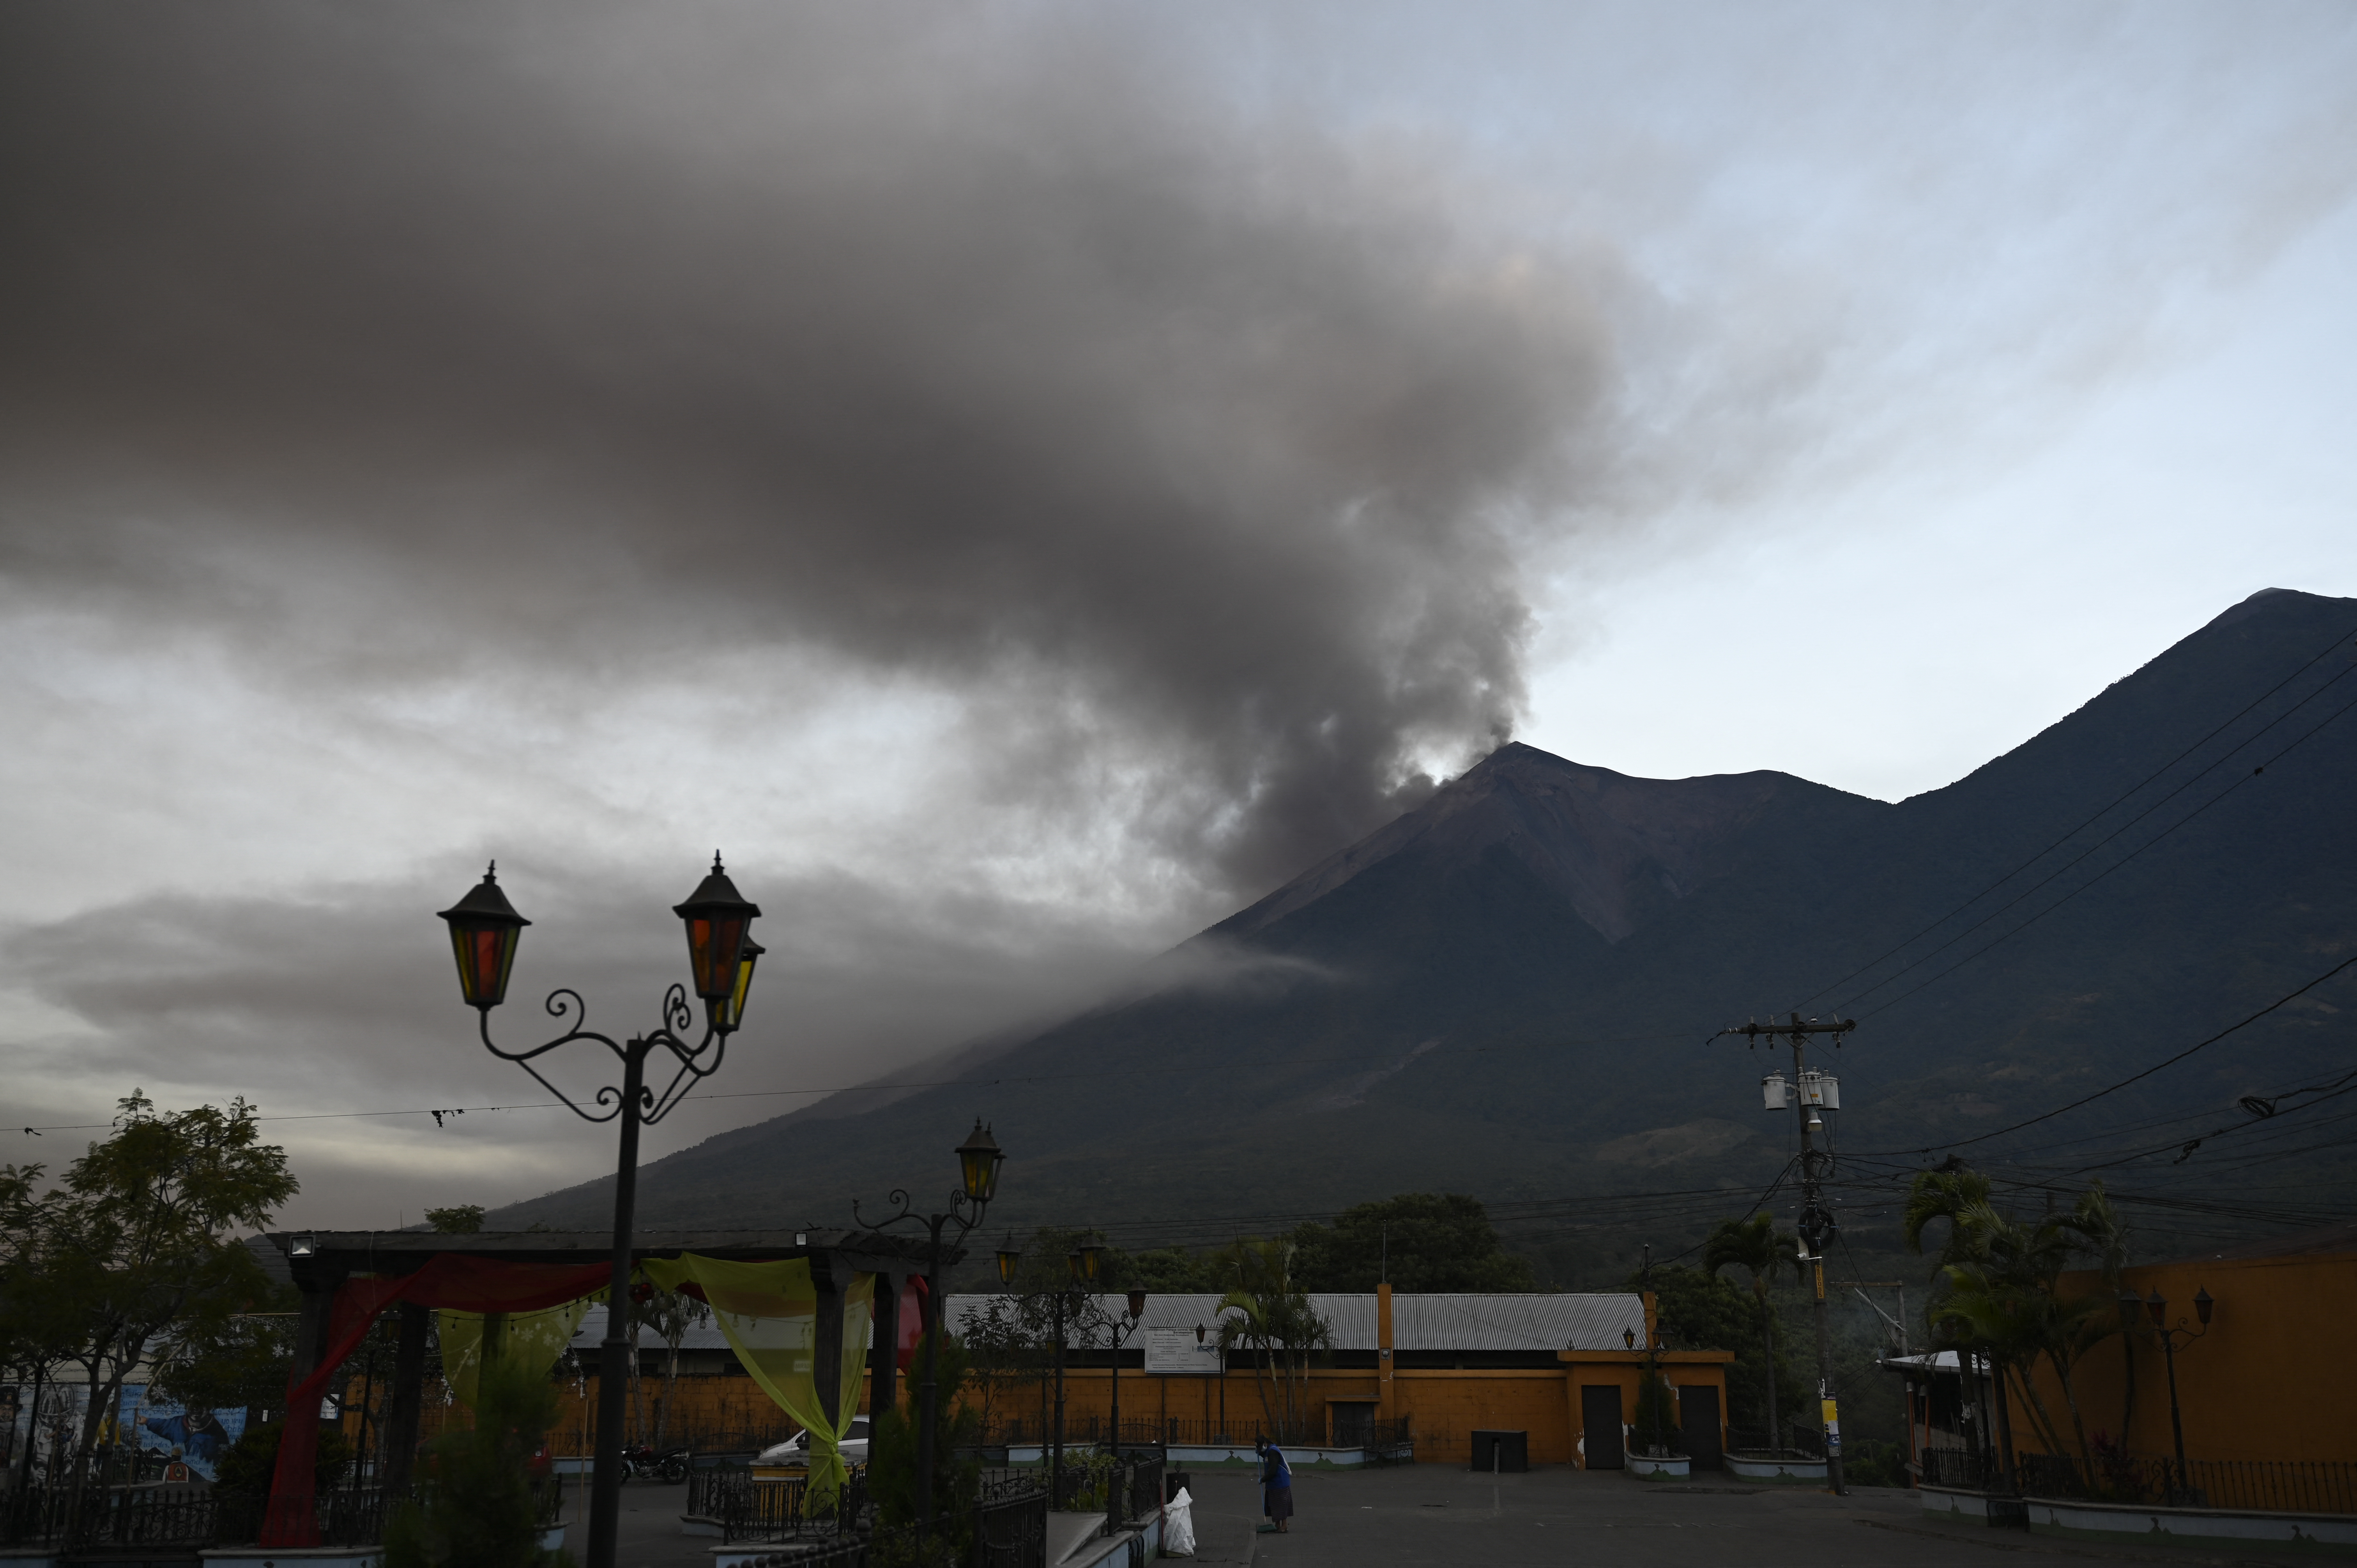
(852, 1120, 1005, 1536)
(436, 856, 759, 1568)
(2128, 1285, 2214, 1503)
(1101, 1288, 1148, 1539)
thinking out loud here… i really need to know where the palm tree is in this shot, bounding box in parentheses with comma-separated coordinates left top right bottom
(1703, 1213, 1800, 1453)
(1213, 1239, 1331, 1440)
(1906, 1171, 2130, 1469)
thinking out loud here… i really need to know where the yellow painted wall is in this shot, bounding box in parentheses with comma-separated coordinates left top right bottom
(2017, 1250, 2357, 1463)
(352, 1357, 1729, 1469)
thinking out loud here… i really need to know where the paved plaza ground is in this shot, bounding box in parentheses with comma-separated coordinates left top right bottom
(582, 1463, 2342, 1568)
(1179, 1464, 2343, 1568)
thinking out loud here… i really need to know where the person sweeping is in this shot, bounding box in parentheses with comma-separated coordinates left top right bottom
(1256, 1437, 1293, 1534)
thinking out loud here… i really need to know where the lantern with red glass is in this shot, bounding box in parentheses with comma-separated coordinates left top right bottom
(673, 854, 762, 1030)
(438, 864, 532, 1010)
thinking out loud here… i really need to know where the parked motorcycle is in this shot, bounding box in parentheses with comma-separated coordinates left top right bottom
(616, 1443, 692, 1484)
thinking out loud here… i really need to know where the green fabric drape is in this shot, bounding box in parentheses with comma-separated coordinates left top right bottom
(641, 1255, 874, 1507)
(438, 1297, 598, 1407)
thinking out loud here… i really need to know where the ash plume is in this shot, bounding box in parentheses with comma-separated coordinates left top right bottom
(0, 3, 1615, 897)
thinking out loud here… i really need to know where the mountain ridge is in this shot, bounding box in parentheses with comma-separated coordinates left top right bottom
(495, 588, 2357, 1263)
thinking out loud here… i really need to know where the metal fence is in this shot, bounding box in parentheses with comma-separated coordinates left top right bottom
(1016, 1414, 1404, 1451)
(2016, 1452, 2357, 1515)
(0, 1474, 560, 1553)
(1919, 1446, 1995, 1491)
(1726, 1426, 1827, 1461)
(973, 1476, 1050, 1568)
(1919, 1446, 2357, 1517)
(686, 1464, 869, 1543)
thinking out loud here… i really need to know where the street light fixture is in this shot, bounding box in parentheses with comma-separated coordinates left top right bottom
(851, 1121, 1006, 1537)
(1103, 1288, 1149, 1540)
(2136, 1285, 2216, 1503)
(436, 855, 760, 1568)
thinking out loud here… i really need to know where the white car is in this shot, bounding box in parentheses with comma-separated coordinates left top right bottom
(756, 1418, 871, 1469)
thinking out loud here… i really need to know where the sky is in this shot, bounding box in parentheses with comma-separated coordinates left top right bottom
(3, 1, 2353, 1228)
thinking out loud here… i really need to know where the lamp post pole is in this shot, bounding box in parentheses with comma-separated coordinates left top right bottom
(436, 856, 763, 1568)
(1051, 1288, 1068, 1506)
(2136, 1287, 2213, 1502)
(852, 1122, 1005, 1536)
(1011, 1244, 1098, 1510)
(1103, 1291, 1146, 1538)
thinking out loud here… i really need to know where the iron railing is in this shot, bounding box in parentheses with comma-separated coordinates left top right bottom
(973, 1477, 1049, 1568)
(1919, 1446, 1996, 1491)
(1726, 1426, 1827, 1461)
(1113, 1456, 1163, 1527)
(2016, 1452, 2357, 1515)
(1919, 1447, 2357, 1517)
(1009, 1414, 1406, 1452)
(686, 1462, 870, 1543)
(0, 1474, 561, 1552)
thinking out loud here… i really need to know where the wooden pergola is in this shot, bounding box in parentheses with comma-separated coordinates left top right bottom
(270, 1225, 955, 1493)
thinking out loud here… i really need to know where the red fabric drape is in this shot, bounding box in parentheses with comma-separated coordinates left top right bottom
(262, 1256, 615, 1546)
(896, 1275, 929, 1371)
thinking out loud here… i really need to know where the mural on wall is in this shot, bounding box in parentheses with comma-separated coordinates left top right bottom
(0, 1386, 248, 1483)
(131, 1390, 245, 1478)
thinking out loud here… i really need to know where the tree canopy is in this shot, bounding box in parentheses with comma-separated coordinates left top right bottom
(0, 1091, 297, 1479)
(1288, 1193, 1535, 1292)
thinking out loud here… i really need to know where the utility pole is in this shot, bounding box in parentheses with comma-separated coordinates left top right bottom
(1723, 1012, 1854, 1496)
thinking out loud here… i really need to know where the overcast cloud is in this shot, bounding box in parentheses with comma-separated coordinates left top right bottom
(3, 2, 2353, 1223)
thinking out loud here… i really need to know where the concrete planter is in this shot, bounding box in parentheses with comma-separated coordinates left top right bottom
(1627, 1454, 1690, 1480)
(1920, 1484, 2357, 1548)
(1725, 1452, 1828, 1482)
(201, 1549, 383, 1568)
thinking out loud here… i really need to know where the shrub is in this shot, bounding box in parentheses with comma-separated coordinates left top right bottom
(384, 1357, 567, 1568)
(213, 1419, 353, 1499)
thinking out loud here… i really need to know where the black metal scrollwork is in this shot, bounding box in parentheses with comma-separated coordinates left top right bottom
(477, 981, 731, 1129)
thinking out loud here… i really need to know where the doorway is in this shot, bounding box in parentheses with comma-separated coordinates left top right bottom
(1580, 1385, 1625, 1469)
(1330, 1401, 1375, 1448)
(1678, 1386, 1723, 1470)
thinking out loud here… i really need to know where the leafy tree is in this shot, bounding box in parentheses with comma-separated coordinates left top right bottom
(215, 1418, 354, 1503)
(1119, 1246, 1216, 1293)
(867, 1328, 980, 1563)
(1640, 1262, 1805, 1437)
(1630, 1371, 1680, 1457)
(1905, 1169, 2129, 1465)
(425, 1206, 486, 1235)
(1211, 1239, 1331, 1438)
(635, 1285, 710, 1448)
(152, 1294, 299, 1417)
(1289, 1194, 1536, 1292)
(384, 1354, 565, 1568)
(1702, 1214, 1803, 1447)
(955, 1253, 1114, 1442)
(0, 1092, 296, 1510)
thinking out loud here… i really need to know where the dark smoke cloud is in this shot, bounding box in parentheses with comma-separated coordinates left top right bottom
(0, 2, 1615, 897)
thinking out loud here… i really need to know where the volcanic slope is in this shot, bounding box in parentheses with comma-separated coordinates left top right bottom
(496, 588, 2357, 1241)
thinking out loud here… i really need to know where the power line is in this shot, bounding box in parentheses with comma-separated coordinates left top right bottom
(1, 1028, 1688, 1136)
(1792, 620, 2357, 1015)
(1855, 682, 2357, 1020)
(1838, 658, 2357, 1015)
(1846, 949, 2357, 1160)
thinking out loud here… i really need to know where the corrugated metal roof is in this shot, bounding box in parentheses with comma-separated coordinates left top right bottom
(571, 1291, 1644, 1354)
(944, 1292, 1644, 1352)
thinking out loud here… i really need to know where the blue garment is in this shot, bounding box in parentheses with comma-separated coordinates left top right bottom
(145, 1412, 230, 1465)
(1260, 1446, 1293, 1521)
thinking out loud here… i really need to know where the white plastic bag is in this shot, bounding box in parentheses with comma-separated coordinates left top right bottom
(1163, 1486, 1196, 1556)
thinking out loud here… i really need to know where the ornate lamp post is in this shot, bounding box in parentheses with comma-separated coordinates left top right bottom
(852, 1121, 1006, 1533)
(1103, 1288, 1147, 1537)
(996, 1239, 1099, 1508)
(436, 856, 761, 1568)
(2126, 1285, 2213, 1502)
